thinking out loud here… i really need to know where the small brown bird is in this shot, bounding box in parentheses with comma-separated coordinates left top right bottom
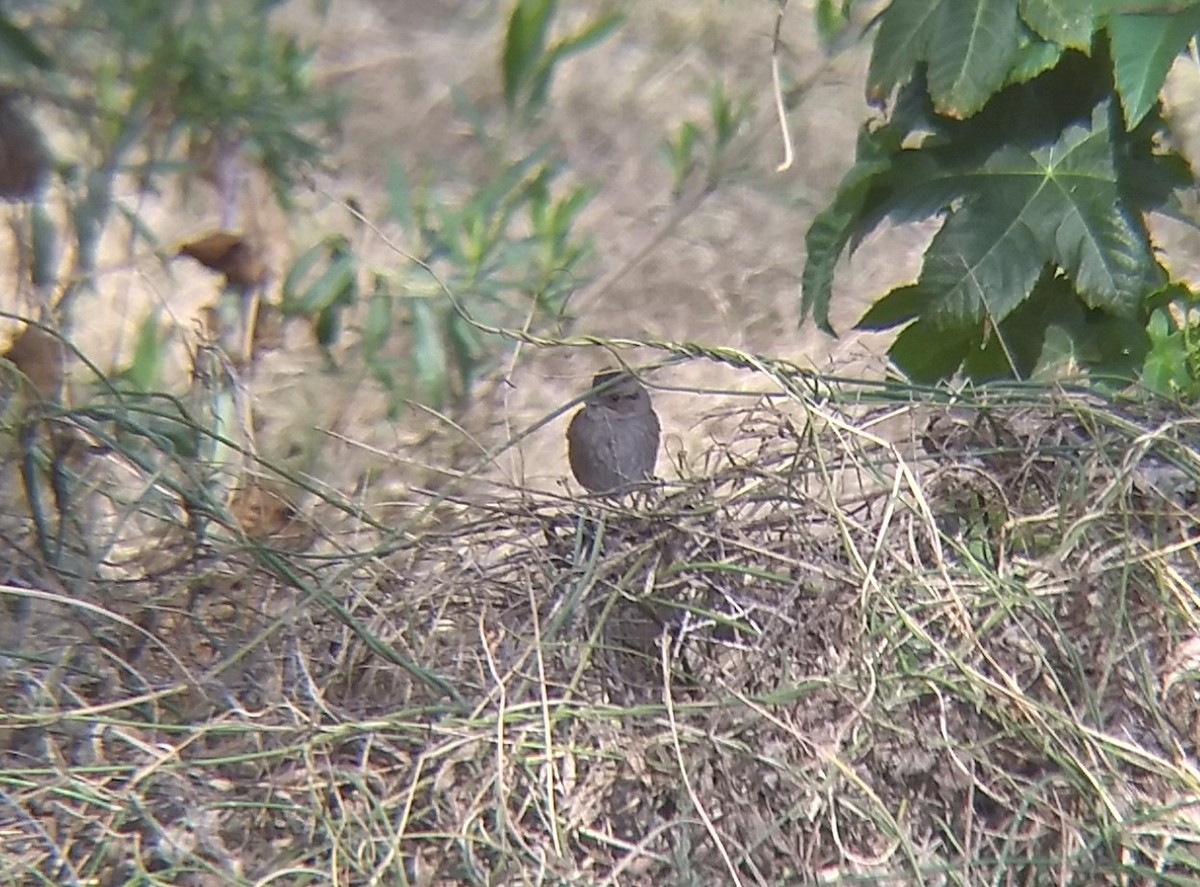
(567, 370, 660, 494)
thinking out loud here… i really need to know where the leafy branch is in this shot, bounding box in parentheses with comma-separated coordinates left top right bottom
(803, 0, 1200, 385)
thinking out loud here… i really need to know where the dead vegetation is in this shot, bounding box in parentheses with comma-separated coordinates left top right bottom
(4, 375, 1200, 885)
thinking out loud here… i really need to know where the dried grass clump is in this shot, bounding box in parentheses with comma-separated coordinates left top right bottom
(4, 382, 1200, 885)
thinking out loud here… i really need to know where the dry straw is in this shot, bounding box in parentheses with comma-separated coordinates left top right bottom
(4, 357, 1200, 884)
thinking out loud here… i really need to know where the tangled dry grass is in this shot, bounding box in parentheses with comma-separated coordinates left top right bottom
(5, 372, 1200, 886)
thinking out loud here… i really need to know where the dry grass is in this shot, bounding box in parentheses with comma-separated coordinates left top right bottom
(5, 366, 1200, 885)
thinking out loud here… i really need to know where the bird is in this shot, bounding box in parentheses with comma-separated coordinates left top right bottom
(567, 370, 660, 494)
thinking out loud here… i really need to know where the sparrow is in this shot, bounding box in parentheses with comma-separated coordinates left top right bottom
(567, 370, 660, 494)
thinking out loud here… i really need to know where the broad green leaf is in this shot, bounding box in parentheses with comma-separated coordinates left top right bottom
(801, 155, 892, 334)
(1144, 280, 1199, 315)
(1018, 0, 1096, 48)
(871, 99, 1159, 334)
(1067, 0, 1199, 13)
(963, 272, 1063, 379)
(1146, 305, 1175, 340)
(887, 315, 978, 381)
(1108, 8, 1200, 129)
(1047, 308, 1150, 379)
(1006, 34, 1065, 85)
(855, 284, 927, 330)
(1142, 336, 1191, 395)
(918, 190, 1045, 329)
(802, 121, 906, 334)
(926, 0, 1022, 118)
(1038, 103, 1163, 310)
(867, 0, 949, 104)
(1019, 273, 1149, 380)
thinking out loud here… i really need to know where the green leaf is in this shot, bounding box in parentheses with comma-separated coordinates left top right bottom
(281, 238, 358, 318)
(297, 254, 357, 315)
(0, 14, 54, 70)
(1146, 305, 1175, 340)
(314, 303, 341, 350)
(503, 0, 556, 110)
(362, 275, 398, 411)
(871, 99, 1160, 333)
(1006, 34, 1065, 85)
(446, 310, 481, 398)
(1142, 336, 1191, 395)
(817, 0, 853, 46)
(280, 241, 330, 312)
(801, 125, 902, 333)
(867, 0, 948, 105)
(1041, 103, 1163, 311)
(963, 272, 1065, 380)
(408, 296, 448, 408)
(887, 316, 978, 382)
(30, 202, 56, 287)
(1018, 0, 1097, 48)
(919, 190, 1045, 329)
(516, 9, 622, 113)
(72, 170, 113, 274)
(122, 310, 166, 392)
(362, 275, 393, 356)
(1046, 308, 1150, 380)
(1108, 8, 1200, 129)
(1075, 0, 1199, 13)
(926, 0, 1022, 118)
(386, 157, 414, 228)
(855, 284, 927, 331)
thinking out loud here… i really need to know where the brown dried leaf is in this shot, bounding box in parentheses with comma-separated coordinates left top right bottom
(0, 94, 49, 200)
(177, 231, 268, 290)
(3, 323, 64, 401)
(229, 483, 315, 551)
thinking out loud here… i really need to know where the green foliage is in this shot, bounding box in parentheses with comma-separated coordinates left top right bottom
(0, 0, 340, 512)
(383, 154, 595, 413)
(502, 0, 623, 118)
(1141, 284, 1200, 398)
(281, 234, 359, 357)
(815, 0, 854, 46)
(5, 0, 611, 424)
(661, 83, 753, 196)
(281, 127, 602, 417)
(804, 0, 1200, 387)
(274, 4, 619, 417)
(49, 0, 336, 205)
(0, 0, 338, 313)
(113, 310, 169, 393)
